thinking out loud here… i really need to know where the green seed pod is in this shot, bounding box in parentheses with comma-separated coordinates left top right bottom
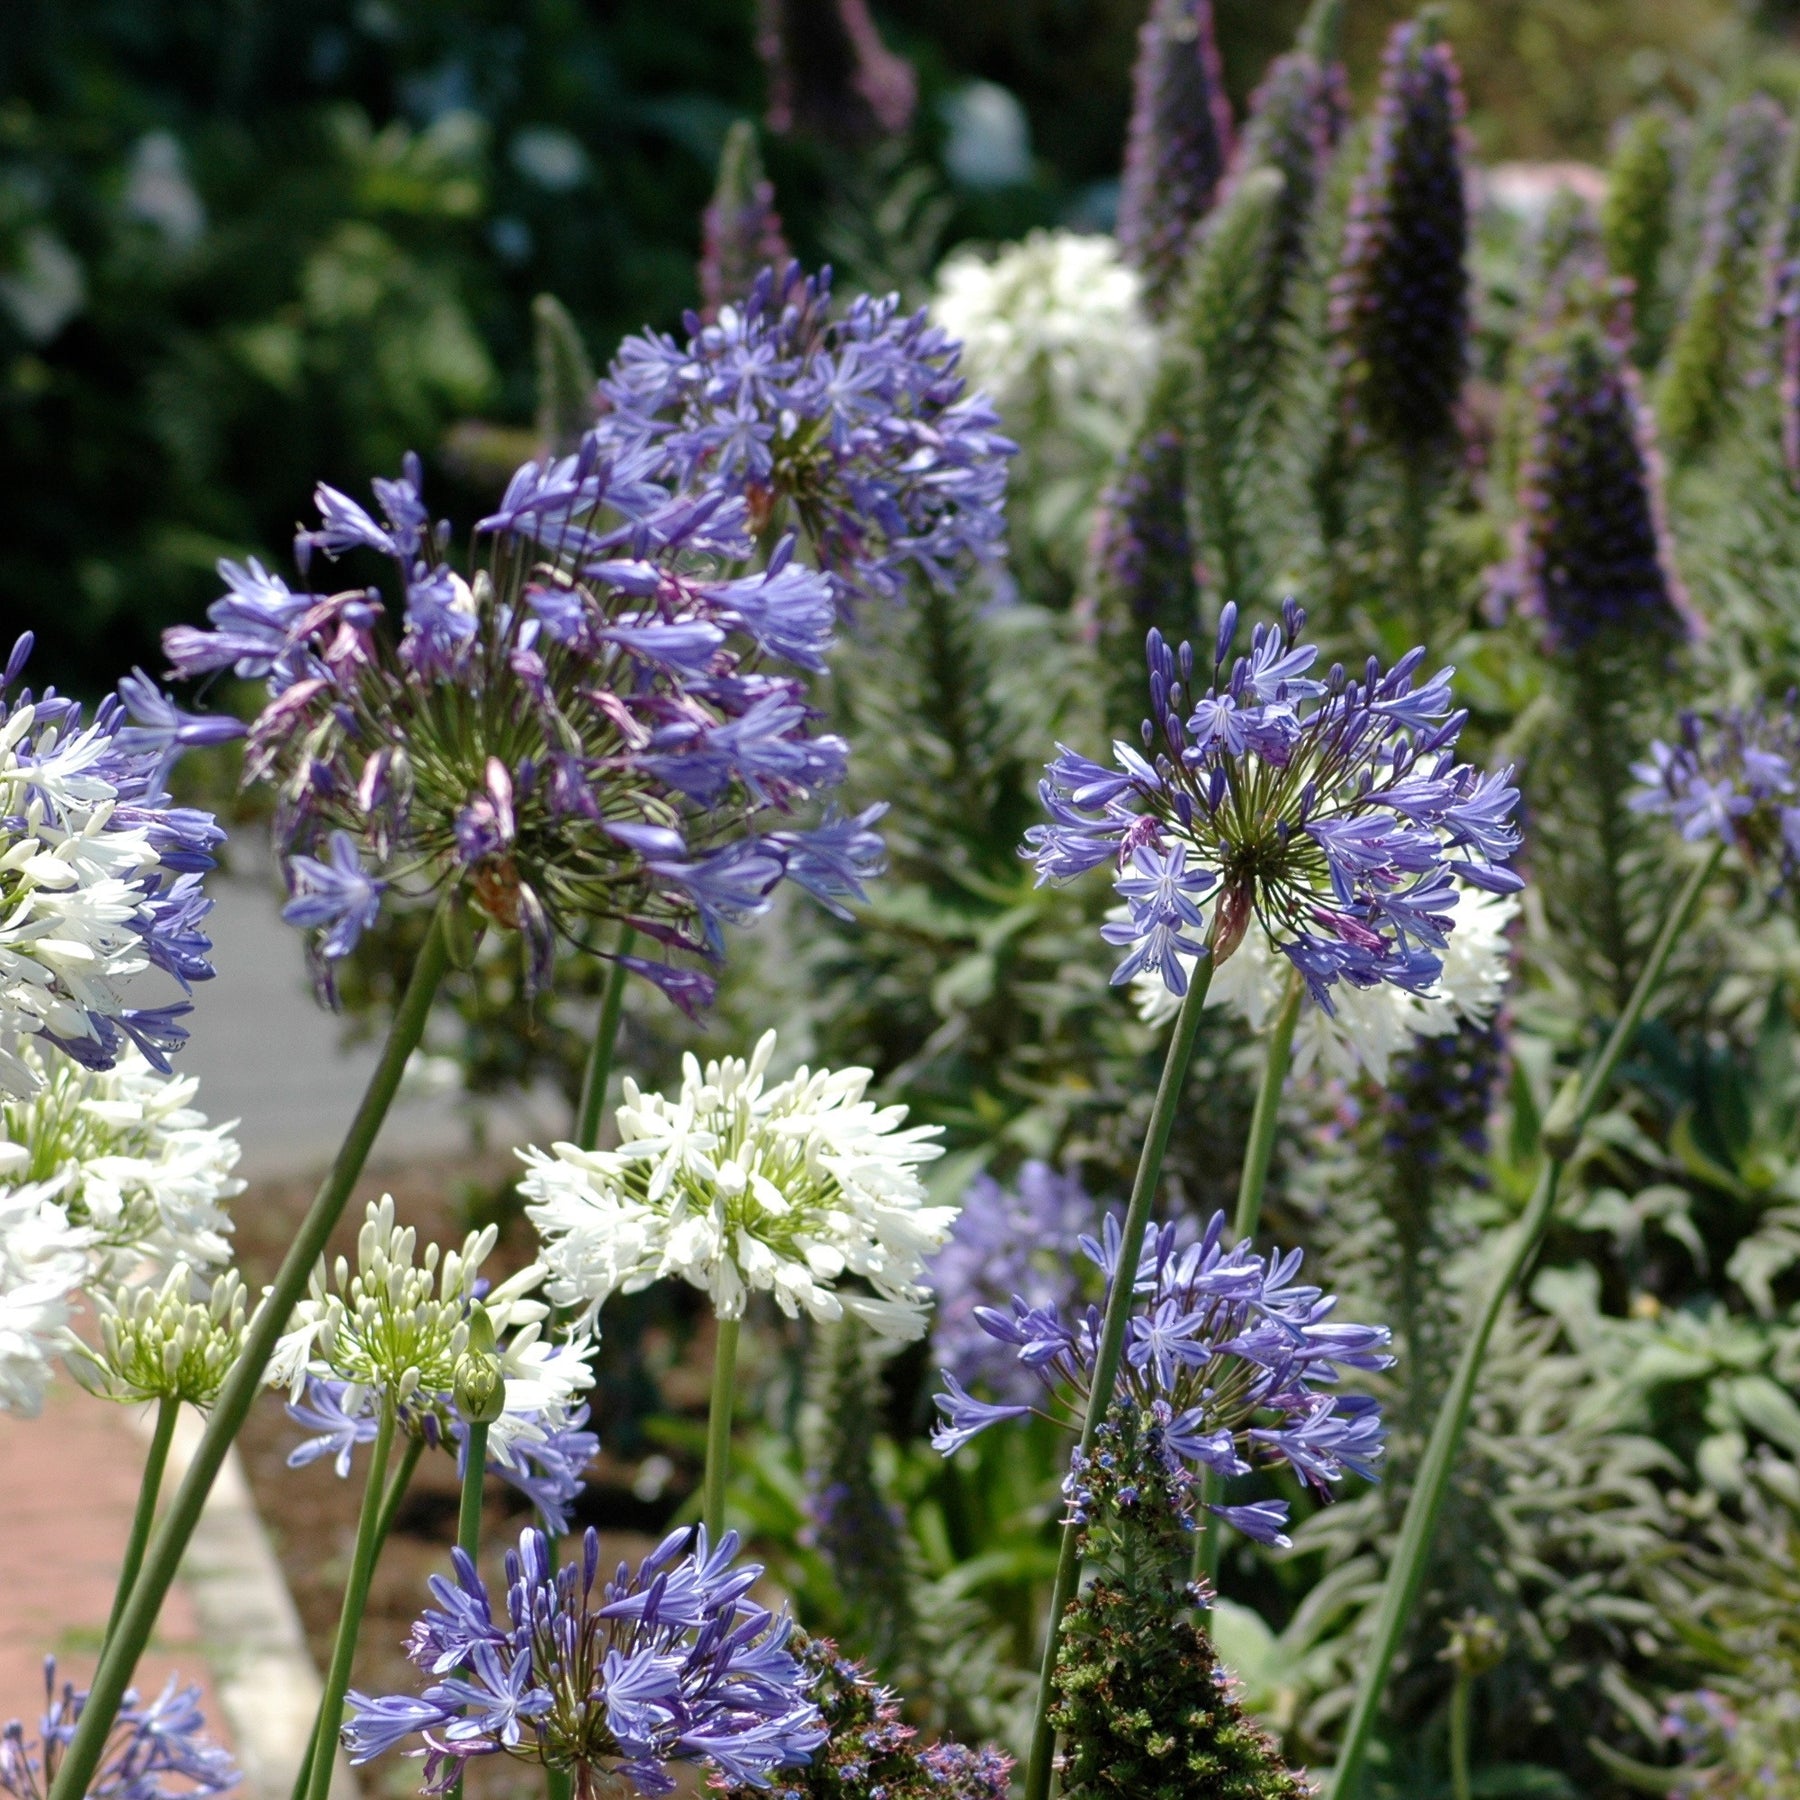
(453, 1304, 506, 1426)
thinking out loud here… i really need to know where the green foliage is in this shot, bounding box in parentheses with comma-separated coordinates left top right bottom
(1603, 107, 1686, 366)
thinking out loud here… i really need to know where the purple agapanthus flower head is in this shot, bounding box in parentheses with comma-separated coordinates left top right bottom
(599, 261, 1014, 609)
(1329, 15, 1471, 453)
(930, 1162, 1103, 1406)
(1631, 700, 1800, 889)
(0, 1656, 237, 1800)
(0, 635, 226, 1096)
(162, 426, 895, 1010)
(1023, 606, 1523, 1013)
(1116, 0, 1235, 319)
(344, 1525, 824, 1796)
(932, 1210, 1392, 1548)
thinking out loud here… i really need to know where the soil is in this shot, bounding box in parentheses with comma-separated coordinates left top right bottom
(228, 1153, 719, 1800)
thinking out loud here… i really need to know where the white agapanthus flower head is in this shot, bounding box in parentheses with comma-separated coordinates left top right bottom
(69, 1263, 247, 1407)
(267, 1194, 564, 1406)
(1134, 884, 1520, 1082)
(0, 1040, 244, 1278)
(0, 1178, 91, 1416)
(520, 1029, 952, 1340)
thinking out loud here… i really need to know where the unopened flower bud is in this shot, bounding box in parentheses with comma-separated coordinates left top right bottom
(453, 1306, 506, 1425)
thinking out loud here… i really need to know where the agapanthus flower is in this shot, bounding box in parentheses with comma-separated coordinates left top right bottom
(1329, 16, 1470, 452)
(932, 1210, 1391, 1546)
(267, 1196, 593, 1464)
(0, 1180, 89, 1417)
(0, 1041, 243, 1277)
(69, 1265, 246, 1407)
(520, 1029, 951, 1339)
(757, 0, 916, 146)
(1025, 607, 1523, 1013)
(734, 1635, 1011, 1800)
(0, 634, 222, 1096)
(1116, 0, 1235, 319)
(929, 1161, 1101, 1405)
(600, 263, 1013, 610)
(343, 1525, 824, 1795)
(1630, 701, 1800, 886)
(163, 444, 885, 1012)
(1510, 283, 1694, 651)
(700, 122, 790, 322)
(0, 1657, 237, 1800)
(1133, 881, 1519, 1083)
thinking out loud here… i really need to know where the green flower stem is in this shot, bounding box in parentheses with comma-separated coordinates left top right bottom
(703, 1315, 742, 1541)
(102, 1396, 180, 1657)
(290, 1436, 425, 1800)
(1326, 844, 1720, 1800)
(575, 927, 636, 1152)
(1022, 954, 1217, 1800)
(304, 1395, 398, 1800)
(1449, 1667, 1473, 1800)
(448, 1420, 490, 1800)
(50, 903, 454, 1800)
(1193, 968, 1304, 1587)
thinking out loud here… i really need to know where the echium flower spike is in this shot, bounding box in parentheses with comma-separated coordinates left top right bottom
(0, 634, 225, 1096)
(1511, 281, 1694, 651)
(521, 1029, 952, 1339)
(1025, 608, 1522, 1014)
(932, 1209, 1393, 1549)
(757, 0, 917, 146)
(1601, 107, 1685, 361)
(1631, 699, 1800, 891)
(1657, 94, 1789, 462)
(1330, 13, 1471, 455)
(1116, 0, 1236, 320)
(0, 1657, 237, 1800)
(1088, 423, 1198, 667)
(344, 1525, 825, 1795)
(700, 121, 790, 321)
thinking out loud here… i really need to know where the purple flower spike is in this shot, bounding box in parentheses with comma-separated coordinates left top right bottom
(931, 1208, 1390, 1545)
(757, 0, 917, 147)
(700, 121, 790, 321)
(1117, 0, 1235, 319)
(346, 1525, 823, 1794)
(1330, 16, 1471, 453)
(1025, 612, 1521, 1011)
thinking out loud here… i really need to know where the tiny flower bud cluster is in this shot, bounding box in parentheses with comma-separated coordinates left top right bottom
(932, 1210, 1392, 1547)
(0, 635, 224, 1096)
(70, 1265, 247, 1408)
(344, 1525, 825, 1795)
(521, 1029, 952, 1339)
(1026, 607, 1522, 1013)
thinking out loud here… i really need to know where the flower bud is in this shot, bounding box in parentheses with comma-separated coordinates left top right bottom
(453, 1305, 507, 1426)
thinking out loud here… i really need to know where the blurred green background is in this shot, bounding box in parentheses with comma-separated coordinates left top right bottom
(0, 0, 1779, 691)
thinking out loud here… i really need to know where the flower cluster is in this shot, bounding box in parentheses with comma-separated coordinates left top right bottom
(1088, 426, 1195, 645)
(933, 1210, 1392, 1547)
(756, 0, 916, 147)
(521, 1029, 951, 1339)
(929, 1161, 1101, 1405)
(1133, 880, 1518, 1083)
(0, 634, 224, 1096)
(1116, 0, 1235, 319)
(344, 1525, 824, 1795)
(733, 1635, 1011, 1800)
(268, 1196, 593, 1469)
(1631, 703, 1800, 884)
(164, 447, 881, 1013)
(0, 1658, 237, 1800)
(69, 1265, 246, 1408)
(602, 262, 1012, 609)
(1511, 285, 1692, 651)
(1329, 17, 1470, 452)
(0, 1180, 89, 1416)
(1, 1041, 243, 1278)
(1026, 607, 1523, 1013)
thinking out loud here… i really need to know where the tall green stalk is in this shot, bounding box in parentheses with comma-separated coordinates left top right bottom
(51, 903, 455, 1800)
(1326, 845, 1720, 1800)
(1449, 1665, 1473, 1800)
(575, 927, 636, 1152)
(103, 1396, 180, 1657)
(703, 1316, 742, 1541)
(446, 1419, 491, 1800)
(304, 1396, 398, 1800)
(1021, 955, 1217, 1800)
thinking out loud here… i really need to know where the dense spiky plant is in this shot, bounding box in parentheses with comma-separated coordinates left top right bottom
(1602, 106, 1686, 365)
